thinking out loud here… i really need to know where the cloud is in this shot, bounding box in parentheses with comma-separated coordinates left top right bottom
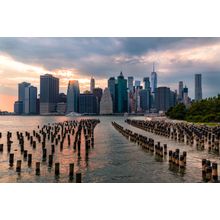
(0, 37, 220, 111)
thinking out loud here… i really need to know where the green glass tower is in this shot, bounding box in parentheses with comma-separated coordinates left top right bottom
(117, 72, 128, 113)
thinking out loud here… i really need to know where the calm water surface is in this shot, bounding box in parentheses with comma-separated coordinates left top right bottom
(0, 116, 219, 183)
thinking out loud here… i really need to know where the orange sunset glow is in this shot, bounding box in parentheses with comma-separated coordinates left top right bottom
(1, 38, 220, 112)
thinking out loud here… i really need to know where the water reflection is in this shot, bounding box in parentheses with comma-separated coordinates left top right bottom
(0, 116, 219, 182)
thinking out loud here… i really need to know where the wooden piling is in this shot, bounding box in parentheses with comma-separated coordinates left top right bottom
(55, 163, 60, 176)
(76, 172, 82, 183)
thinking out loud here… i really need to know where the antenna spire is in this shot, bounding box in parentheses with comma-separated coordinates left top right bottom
(153, 62, 155, 72)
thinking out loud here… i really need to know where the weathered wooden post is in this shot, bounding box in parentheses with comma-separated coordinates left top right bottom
(55, 163, 60, 176)
(16, 160, 22, 172)
(69, 163, 74, 179)
(76, 172, 82, 183)
(28, 154, 32, 167)
(9, 153, 14, 166)
(36, 162, 40, 175)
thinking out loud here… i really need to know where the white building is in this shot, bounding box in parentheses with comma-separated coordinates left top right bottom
(100, 88, 113, 114)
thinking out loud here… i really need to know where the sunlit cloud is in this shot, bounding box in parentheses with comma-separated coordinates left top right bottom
(1, 37, 220, 111)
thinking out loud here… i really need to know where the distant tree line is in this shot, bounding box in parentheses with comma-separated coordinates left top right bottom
(166, 95, 220, 122)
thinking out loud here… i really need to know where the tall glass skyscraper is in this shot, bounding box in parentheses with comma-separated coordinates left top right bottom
(108, 77, 116, 113)
(117, 72, 128, 113)
(66, 80, 80, 113)
(40, 74, 59, 114)
(90, 77, 95, 93)
(128, 76, 134, 92)
(178, 81, 183, 101)
(143, 77, 150, 90)
(195, 74, 202, 101)
(151, 64, 157, 93)
(24, 85, 37, 114)
(18, 82, 30, 114)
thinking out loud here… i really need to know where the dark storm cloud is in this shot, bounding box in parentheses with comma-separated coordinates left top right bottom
(0, 37, 220, 99)
(1, 37, 220, 71)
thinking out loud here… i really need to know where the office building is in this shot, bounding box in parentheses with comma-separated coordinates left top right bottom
(100, 88, 113, 114)
(178, 81, 183, 101)
(93, 87, 103, 114)
(139, 89, 151, 112)
(24, 85, 37, 114)
(117, 72, 128, 113)
(14, 101, 23, 115)
(143, 77, 150, 91)
(90, 77, 95, 93)
(108, 77, 116, 112)
(66, 80, 80, 113)
(18, 82, 30, 114)
(195, 74, 202, 101)
(40, 74, 59, 114)
(151, 63, 157, 93)
(134, 80, 141, 88)
(128, 77, 134, 92)
(155, 87, 171, 112)
(58, 93, 67, 103)
(79, 93, 98, 114)
(57, 102, 67, 114)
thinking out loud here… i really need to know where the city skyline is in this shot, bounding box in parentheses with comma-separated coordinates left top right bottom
(1, 37, 220, 111)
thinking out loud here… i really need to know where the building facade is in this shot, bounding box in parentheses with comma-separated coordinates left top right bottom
(66, 80, 80, 113)
(90, 77, 95, 93)
(40, 74, 59, 114)
(93, 87, 103, 114)
(155, 87, 171, 112)
(195, 74, 202, 101)
(100, 88, 113, 114)
(151, 64, 157, 93)
(128, 76, 134, 92)
(18, 82, 30, 114)
(24, 85, 37, 114)
(117, 72, 128, 113)
(108, 77, 116, 113)
(79, 94, 98, 114)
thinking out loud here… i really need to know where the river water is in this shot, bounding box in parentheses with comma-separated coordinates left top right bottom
(0, 115, 219, 183)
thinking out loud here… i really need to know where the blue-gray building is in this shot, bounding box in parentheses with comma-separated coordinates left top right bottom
(108, 77, 116, 113)
(24, 85, 37, 114)
(139, 89, 151, 112)
(66, 80, 80, 113)
(40, 74, 59, 114)
(155, 87, 171, 112)
(116, 72, 128, 113)
(18, 82, 30, 114)
(14, 101, 23, 115)
(79, 94, 98, 114)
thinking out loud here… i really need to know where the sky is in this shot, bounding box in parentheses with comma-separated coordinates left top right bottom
(0, 37, 220, 112)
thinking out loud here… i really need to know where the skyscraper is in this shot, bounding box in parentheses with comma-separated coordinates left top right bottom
(139, 89, 151, 113)
(143, 77, 150, 90)
(93, 88, 103, 114)
(151, 63, 157, 93)
(100, 88, 113, 114)
(18, 82, 30, 114)
(14, 101, 23, 115)
(117, 72, 128, 113)
(183, 86, 190, 106)
(24, 85, 37, 114)
(134, 80, 141, 88)
(155, 87, 172, 112)
(128, 76, 134, 92)
(178, 81, 183, 101)
(40, 74, 59, 114)
(79, 93, 97, 114)
(90, 77, 95, 93)
(66, 80, 80, 113)
(108, 77, 116, 112)
(195, 74, 202, 101)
